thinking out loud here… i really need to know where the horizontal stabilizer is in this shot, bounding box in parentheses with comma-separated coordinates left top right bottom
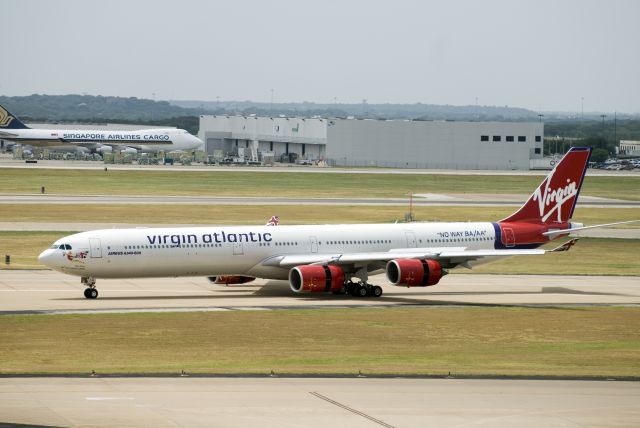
(0, 130, 19, 138)
(550, 238, 580, 252)
(543, 220, 640, 237)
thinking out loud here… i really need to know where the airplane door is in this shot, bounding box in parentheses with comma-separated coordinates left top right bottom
(89, 238, 102, 258)
(405, 231, 417, 248)
(309, 236, 318, 253)
(503, 228, 515, 248)
(233, 241, 244, 255)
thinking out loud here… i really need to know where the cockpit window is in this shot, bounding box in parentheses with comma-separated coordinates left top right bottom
(57, 244, 72, 250)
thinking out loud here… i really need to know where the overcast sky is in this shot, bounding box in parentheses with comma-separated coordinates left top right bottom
(4, 0, 639, 113)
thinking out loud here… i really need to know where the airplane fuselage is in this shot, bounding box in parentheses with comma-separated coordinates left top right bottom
(3, 127, 203, 152)
(39, 222, 512, 280)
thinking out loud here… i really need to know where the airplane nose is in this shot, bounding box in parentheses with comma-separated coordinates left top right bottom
(193, 135, 204, 150)
(38, 249, 55, 267)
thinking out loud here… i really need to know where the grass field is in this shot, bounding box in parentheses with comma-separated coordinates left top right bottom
(0, 204, 637, 226)
(0, 231, 73, 269)
(1, 168, 639, 200)
(1, 231, 639, 275)
(0, 307, 638, 376)
(469, 238, 640, 275)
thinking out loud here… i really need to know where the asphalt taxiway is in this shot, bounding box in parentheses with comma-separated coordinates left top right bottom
(1, 377, 638, 427)
(1, 270, 638, 315)
(2, 156, 640, 176)
(2, 193, 638, 208)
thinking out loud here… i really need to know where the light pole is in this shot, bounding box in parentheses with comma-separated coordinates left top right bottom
(538, 114, 544, 123)
(406, 192, 414, 222)
(600, 114, 607, 142)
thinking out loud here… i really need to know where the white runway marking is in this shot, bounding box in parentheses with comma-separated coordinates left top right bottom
(85, 396, 135, 401)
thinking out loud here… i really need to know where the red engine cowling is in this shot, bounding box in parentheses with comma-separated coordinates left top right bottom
(289, 264, 345, 293)
(208, 275, 256, 285)
(386, 259, 443, 287)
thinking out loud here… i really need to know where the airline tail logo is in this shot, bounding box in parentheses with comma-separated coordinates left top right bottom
(501, 147, 591, 225)
(532, 171, 579, 223)
(0, 106, 15, 127)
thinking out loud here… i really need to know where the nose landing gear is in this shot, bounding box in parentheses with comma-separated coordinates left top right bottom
(81, 277, 98, 299)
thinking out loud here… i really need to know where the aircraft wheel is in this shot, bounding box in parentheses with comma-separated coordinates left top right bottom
(356, 284, 368, 297)
(83, 288, 91, 299)
(89, 288, 98, 299)
(372, 286, 383, 298)
(345, 282, 357, 296)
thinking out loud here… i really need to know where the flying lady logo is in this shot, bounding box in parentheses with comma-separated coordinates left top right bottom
(532, 168, 578, 222)
(0, 106, 15, 127)
(66, 251, 88, 263)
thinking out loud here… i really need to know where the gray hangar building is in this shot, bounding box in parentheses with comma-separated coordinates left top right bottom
(199, 115, 544, 170)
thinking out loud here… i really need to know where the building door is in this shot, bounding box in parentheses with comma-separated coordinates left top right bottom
(89, 238, 102, 258)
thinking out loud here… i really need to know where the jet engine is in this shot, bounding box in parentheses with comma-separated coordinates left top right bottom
(386, 259, 444, 287)
(95, 145, 113, 154)
(289, 264, 345, 293)
(207, 275, 255, 285)
(120, 146, 138, 154)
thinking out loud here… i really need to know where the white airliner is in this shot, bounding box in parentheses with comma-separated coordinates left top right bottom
(0, 104, 203, 153)
(38, 147, 638, 299)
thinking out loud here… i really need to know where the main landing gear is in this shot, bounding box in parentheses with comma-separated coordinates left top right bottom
(81, 277, 98, 299)
(343, 281, 383, 298)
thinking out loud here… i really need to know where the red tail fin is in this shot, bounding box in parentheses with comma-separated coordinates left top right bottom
(501, 147, 591, 224)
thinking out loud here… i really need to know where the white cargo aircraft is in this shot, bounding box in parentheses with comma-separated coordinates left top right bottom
(38, 147, 637, 299)
(0, 104, 203, 153)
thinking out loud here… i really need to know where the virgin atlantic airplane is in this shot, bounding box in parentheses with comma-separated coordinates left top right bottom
(38, 147, 637, 299)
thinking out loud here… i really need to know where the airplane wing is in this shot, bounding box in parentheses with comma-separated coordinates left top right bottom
(262, 247, 545, 268)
